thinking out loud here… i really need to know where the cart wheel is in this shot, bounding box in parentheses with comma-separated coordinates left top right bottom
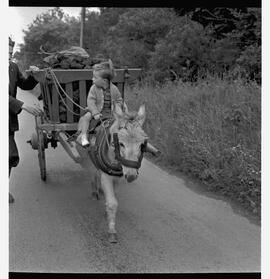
(30, 132, 39, 150)
(36, 117, 46, 181)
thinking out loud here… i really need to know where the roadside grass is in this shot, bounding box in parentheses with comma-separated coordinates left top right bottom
(125, 76, 261, 216)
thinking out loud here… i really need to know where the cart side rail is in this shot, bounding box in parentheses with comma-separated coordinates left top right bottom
(28, 68, 142, 125)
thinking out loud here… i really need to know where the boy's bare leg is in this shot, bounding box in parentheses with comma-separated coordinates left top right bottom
(78, 112, 92, 147)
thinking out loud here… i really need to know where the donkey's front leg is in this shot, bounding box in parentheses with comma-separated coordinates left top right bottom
(100, 173, 118, 243)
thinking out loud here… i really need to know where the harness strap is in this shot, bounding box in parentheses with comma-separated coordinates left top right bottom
(88, 122, 123, 177)
(87, 120, 147, 176)
(113, 133, 147, 169)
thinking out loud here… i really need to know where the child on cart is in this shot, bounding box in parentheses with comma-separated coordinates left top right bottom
(77, 59, 124, 147)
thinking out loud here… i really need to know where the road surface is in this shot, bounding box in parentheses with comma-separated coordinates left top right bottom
(9, 88, 260, 273)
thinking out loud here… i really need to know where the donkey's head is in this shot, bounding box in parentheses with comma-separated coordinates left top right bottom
(110, 104, 148, 183)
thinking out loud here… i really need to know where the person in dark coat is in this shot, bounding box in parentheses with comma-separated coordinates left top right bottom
(9, 37, 42, 203)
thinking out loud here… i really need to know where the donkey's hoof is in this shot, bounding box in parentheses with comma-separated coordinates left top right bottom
(108, 233, 118, 243)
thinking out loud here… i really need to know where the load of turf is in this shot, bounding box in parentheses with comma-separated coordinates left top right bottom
(40, 46, 106, 69)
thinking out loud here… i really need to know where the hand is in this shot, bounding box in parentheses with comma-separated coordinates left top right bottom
(22, 103, 43, 116)
(94, 113, 102, 120)
(29, 65, 40, 74)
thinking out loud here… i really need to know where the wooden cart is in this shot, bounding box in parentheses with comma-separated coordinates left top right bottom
(27, 68, 142, 181)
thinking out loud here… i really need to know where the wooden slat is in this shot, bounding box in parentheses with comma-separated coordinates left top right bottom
(79, 80, 87, 115)
(38, 123, 78, 132)
(41, 83, 53, 120)
(29, 69, 142, 84)
(35, 68, 142, 124)
(51, 85, 59, 122)
(116, 82, 125, 99)
(66, 83, 74, 123)
(57, 132, 82, 163)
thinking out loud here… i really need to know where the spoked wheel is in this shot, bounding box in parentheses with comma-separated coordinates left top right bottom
(35, 116, 46, 181)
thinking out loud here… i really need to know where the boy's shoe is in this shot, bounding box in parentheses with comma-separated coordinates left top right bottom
(81, 134, 90, 147)
(76, 134, 90, 148)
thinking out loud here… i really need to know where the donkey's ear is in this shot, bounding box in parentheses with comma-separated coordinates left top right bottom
(113, 103, 124, 120)
(136, 104, 146, 126)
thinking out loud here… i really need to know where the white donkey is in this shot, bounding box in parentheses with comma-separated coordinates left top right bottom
(76, 104, 150, 243)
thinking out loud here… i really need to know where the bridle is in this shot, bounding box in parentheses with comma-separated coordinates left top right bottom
(112, 133, 147, 169)
(100, 118, 148, 170)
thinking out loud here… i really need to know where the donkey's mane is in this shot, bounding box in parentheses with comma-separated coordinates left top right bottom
(117, 111, 148, 142)
(120, 126, 148, 143)
(110, 107, 148, 143)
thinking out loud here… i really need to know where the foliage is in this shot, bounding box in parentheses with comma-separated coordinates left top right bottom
(15, 7, 260, 82)
(100, 8, 177, 68)
(235, 44, 261, 82)
(149, 17, 212, 81)
(174, 8, 259, 40)
(14, 8, 75, 69)
(125, 77, 261, 215)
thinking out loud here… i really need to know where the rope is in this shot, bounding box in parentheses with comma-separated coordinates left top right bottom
(100, 118, 111, 148)
(49, 69, 87, 110)
(44, 68, 87, 116)
(42, 68, 114, 144)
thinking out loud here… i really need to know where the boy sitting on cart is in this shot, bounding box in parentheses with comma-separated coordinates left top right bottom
(77, 59, 124, 147)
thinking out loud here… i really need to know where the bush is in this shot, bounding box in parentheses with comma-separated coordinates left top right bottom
(149, 17, 210, 82)
(101, 8, 177, 69)
(125, 76, 261, 215)
(236, 44, 261, 82)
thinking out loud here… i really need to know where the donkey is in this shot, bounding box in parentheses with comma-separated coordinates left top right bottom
(75, 104, 149, 243)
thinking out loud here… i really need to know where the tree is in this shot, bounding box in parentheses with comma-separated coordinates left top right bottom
(17, 7, 76, 69)
(15, 6, 260, 82)
(100, 8, 177, 68)
(149, 8, 260, 81)
(149, 16, 214, 81)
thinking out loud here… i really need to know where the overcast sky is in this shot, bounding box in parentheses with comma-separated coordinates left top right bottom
(8, 7, 100, 51)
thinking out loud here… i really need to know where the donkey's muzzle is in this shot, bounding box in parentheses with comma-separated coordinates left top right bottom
(125, 174, 137, 183)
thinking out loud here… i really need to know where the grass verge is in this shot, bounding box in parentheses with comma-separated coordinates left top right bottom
(125, 76, 261, 217)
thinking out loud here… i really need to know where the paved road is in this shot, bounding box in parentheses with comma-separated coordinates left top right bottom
(9, 88, 260, 273)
